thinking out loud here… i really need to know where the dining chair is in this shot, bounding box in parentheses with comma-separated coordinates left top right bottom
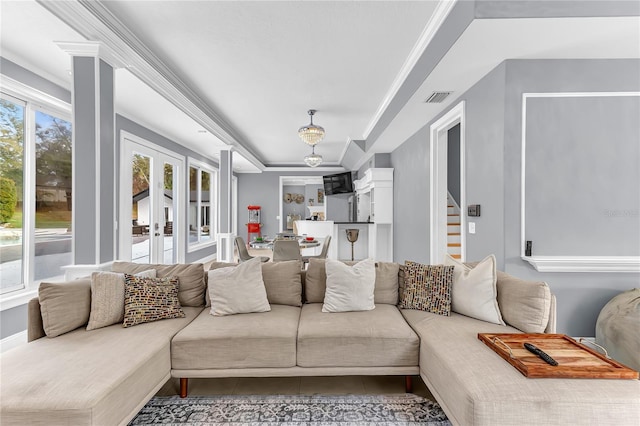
(272, 239, 303, 263)
(302, 235, 331, 265)
(235, 236, 270, 263)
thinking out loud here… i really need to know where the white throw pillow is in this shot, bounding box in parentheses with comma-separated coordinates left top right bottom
(208, 257, 271, 316)
(322, 258, 376, 313)
(445, 254, 505, 325)
(87, 269, 157, 331)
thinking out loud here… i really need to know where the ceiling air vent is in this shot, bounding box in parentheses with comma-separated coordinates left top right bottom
(424, 91, 452, 103)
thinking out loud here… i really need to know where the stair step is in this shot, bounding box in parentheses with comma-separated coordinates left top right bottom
(448, 232, 461, 236)
(447, 222, 461, 226)
(449, 254, 461, 259)
(448, 243, 461, 247)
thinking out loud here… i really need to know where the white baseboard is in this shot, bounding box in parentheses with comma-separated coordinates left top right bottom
(0, 330, 27, 353)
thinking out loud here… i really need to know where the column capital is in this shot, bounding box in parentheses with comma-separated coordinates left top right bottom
(56, 41, 126, 69)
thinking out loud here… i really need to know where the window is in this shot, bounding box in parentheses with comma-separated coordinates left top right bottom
(188, 160, 217, 249)
(0, 91, 72, 295)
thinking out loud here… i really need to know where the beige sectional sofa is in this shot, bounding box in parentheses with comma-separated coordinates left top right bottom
(1, 259, 639, 426)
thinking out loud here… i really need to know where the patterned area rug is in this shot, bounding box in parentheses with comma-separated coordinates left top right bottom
(129, 394, 451, 425)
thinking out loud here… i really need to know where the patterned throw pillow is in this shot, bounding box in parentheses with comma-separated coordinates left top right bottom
(399, 262, 454, 316)
(123, 274, 185, 328)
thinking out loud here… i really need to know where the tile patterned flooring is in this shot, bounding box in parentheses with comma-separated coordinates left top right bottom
(157, 375, 434, 400)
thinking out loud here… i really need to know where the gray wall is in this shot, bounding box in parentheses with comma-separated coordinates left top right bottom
(502, 59, 640, 337)
(391, 59, 640, 337)
(325, 193, 352, 223)
(1, 58, 72, 339)
(358, 153, 392, 177)
(116, 115, 220, 263)
(447, 124, 461, 207)
(524, 95, 640, 256)
(305, 184, 324, 208)
(391, 62, 506, 267)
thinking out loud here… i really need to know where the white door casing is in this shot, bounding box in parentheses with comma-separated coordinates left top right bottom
(119, 132, 185, 263)
(430, 101, 466, 264)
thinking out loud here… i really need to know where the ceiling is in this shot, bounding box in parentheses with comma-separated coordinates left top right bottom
(1, 1, 639, 173)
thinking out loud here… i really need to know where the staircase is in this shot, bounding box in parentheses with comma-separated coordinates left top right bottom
(447, 193, 461, 259)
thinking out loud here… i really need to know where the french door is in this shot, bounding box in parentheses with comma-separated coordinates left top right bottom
(119, 134, 184, 263)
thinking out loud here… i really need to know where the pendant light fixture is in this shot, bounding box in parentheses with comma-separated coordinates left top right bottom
(298, 109, 325, 146)
(304, 145, 323, 168)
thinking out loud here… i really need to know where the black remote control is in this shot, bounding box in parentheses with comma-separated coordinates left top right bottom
(524, 343, 558, 366)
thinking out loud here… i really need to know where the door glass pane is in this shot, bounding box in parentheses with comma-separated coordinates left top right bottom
(0, 98, 24, 292)
(163, 162, 174, 263)
(34, 111, 73, 280)
(131, 153, 151, 263)
(189, 166, 198, 244)
(200, 170, 211, 242)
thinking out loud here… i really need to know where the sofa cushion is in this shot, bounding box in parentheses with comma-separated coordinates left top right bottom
(0, 307, 202, 426)
(123, 274, 186, 327)
(305, 259, 399, 304)
(496, 270, 551, 333)
(171, 305, 300, 369)
(207, 260, 303, 307)
(401, 309, 640, 426)
(398, 262, 454, 316)
(87, 269, 157, 331)
(297, 303, 419, 367)
(112, 262, 206, 307)
(445, 254, 504, 325)
(322, 258, 375, 313)
(208, 257, 271, 316)
(39, 278, 91, 337)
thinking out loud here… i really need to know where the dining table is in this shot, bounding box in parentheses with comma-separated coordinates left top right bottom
(249, 237, 321, 250)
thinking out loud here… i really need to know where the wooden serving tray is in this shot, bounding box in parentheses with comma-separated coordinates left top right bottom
(478, 333, 639, 379)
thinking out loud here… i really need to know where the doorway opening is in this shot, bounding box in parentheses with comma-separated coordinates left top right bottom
(430, 101, 466, 264)
(278, 176, 324, 234)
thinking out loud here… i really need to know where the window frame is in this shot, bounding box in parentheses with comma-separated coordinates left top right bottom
(1, 76, 73, 307)
(187, 158, 218, 252)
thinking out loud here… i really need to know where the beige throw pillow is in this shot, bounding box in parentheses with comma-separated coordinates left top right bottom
(445, 254, 505, 325)
(86, 269, 157, 331)
(208, 257, 271, 316)
(496, 270, 551, 333)
(305, 259, 399, 305)
(322, 258, 376, 313)
(39, 279, 91, 337)
(111, 262, 206, 307)
(206, 260, 302, 307)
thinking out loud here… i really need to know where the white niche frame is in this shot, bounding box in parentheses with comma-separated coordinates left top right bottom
(520, 91, 640, 273)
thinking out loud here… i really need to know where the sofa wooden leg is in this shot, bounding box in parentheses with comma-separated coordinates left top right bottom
(180, 378, 188, 398)
(405, 375, 413, 393)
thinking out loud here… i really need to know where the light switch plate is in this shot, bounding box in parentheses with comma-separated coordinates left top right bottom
(468, 222, 476, 234)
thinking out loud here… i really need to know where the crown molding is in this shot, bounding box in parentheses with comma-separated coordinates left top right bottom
(363, 0, 458, 140)
(38, 0, 265, 171)
(263, 166, 346, 173)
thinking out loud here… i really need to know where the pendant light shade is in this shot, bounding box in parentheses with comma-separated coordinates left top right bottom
(298, 109, 325, 146)
(304, 145, 323, 168)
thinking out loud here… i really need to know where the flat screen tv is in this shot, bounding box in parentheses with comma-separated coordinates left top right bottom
(323, 172, 354, 195)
